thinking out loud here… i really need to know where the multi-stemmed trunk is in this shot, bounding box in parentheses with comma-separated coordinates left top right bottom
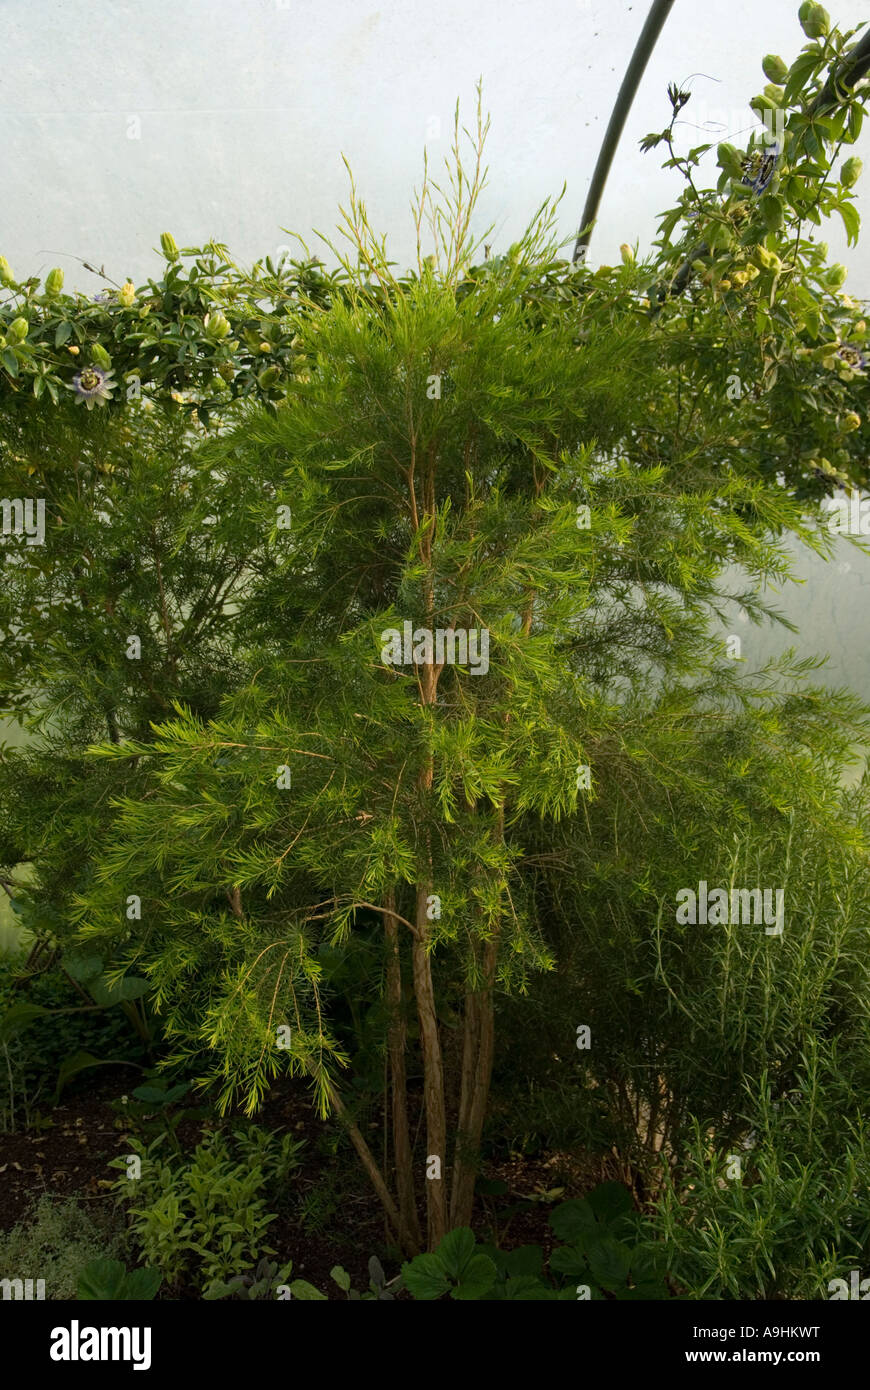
(384, 892, 422, 1250)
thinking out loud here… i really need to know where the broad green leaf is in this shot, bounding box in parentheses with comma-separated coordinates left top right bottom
(549, 1197, 598, 1243)
(122, 1266, 162, 1300)
(549, 1243, 593, 1280)
(436, 1226, 477, 1280)
(587, 1181, 634, 1224)
(587, 1235, 632, 1290)
(401, 1253, 451, 1300)
(0, 1001, 50, 1044)
(77, 1259, 128, 1300)
(450, 1253, 498, 1301)
(63, 950, 104, 983)
(500, 1274, 554, 1300)
(288, 1279, 328, 1300)
(502, 1244, 544, 1277)
(55, 1051, 138, 1102)
(89, 973, 150, 1006)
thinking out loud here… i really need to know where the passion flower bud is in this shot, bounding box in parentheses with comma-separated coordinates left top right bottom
(118, 280, 136, 307)
(8, 317, 28, 342)
(762, 54, 788, 85)
(258, 365, 281, 389)
(798, 2, 829, 38)
(45, 267, 64, 296)
(827, 264, 847, 288)
(841, 157, 863, 189)
(755, 246, 782, 272)
(91, 342, 112, 368)
(205, 310, 230, 340)
(160, 232, 179, 262)
(0, 256, 13, 287)
(843, 411, 861, 432)
(619, 243, 634, 265)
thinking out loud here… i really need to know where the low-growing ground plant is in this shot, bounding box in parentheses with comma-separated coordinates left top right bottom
(0, 1195, 125, 1300)
(401, 1182, 670, 1300)
(111, 1124, 304, 1293)
(76, 1257, 162, 1301)
(204, 1256, 325, 1301)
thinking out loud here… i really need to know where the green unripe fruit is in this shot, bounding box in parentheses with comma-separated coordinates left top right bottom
(258, 365, 281, 389)
(45, 267, 64, 296)
(8, 317, 28, 341)
(798, 2, 829, 38)
(841, 157, 863, 189)
(762, 54, 788, 84)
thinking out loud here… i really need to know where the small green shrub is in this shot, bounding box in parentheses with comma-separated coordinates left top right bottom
(646, 1042, 870, 1299)
(111, 1124, 304, 1293)
(0, 1195, 125, 1300)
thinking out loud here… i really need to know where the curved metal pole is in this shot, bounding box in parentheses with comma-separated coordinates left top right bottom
(573, 0, 677, 262)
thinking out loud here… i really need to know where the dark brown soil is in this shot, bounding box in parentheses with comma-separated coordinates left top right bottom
(0, 1067, 610, 1300)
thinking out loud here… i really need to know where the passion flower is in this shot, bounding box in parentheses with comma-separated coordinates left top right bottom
(741, 142, 781, 196)
(836, 344, 868, 373)
(71, 365, 116, 409)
